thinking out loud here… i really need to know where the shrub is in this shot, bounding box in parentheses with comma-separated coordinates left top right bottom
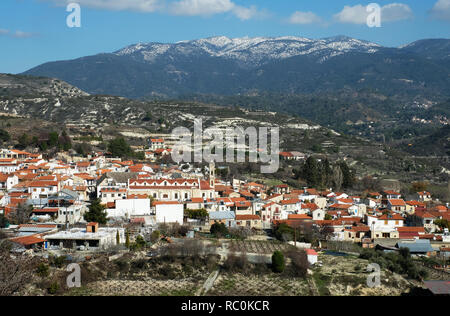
(210, 222, 229, 237)
(47, 281, 59, 295)
(287, 249, 308, 278)
(36, 263, 50, 278)
(52, 256, 67, 268)
(272, 251, 285, 273)
(150, 230, 160, 243)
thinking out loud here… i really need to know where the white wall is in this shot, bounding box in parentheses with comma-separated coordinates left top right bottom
(108, 199, 151, 218)
(155, 203, 184, 224)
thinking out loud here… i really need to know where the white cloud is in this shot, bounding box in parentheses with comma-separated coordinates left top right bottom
(169, 0, 233, 16)
(430, 0, 450, 21)
(334, 3, 413, 24)
(42, 0, 264, 19)
(45, 0, 163, 12)
(168, 0, 264, 20)
(232, 5, 263, 21)
(382, 3, 413, 22)
(0, 29, 36, 38)
(288, 11, 323, 25)
(13, 31, 36, 38)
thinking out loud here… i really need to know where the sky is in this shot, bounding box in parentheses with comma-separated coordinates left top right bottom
(0, 0, 450, 74)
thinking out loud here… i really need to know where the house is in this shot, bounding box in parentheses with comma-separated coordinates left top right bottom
(235, 214, 262, 230)
(396, 226, 426, 239)
(416, 191, 432, 202)
(233, 200, 253, 216)
(344, 225, 371, 242)
(186, 197, 205, 210)
(367, 213, 404, 239)
(290, 152, 306, 161)
(382, 190, 401, 200)
(27, 180, 59, 199)
(305, 249, 318, 265)
(311, 208, 325, 221)
(97, 172, 139, 198)
(396, 239, 436, 257)
(281, 199, 302, 214)
(153, 201, 184, 224)
(279, 152, 294, 161)
(0, 158, 21, 173)
(149, 138, 165, 151)
(108, 198, 152, 218)
(208, 211, 236, 229)
(414, 210, 437, 232)
(0, 173, 18, 190)
(387, 199, 407, 213)
(100, 188, 127, 204)
(10, 234, 46, 249)
(44, 223, 125, 250)
(405, 201, 426, 214)
(128, 178, 215, 201)
(273, 184, 290, 195)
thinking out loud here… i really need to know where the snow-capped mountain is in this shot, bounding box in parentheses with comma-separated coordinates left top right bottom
(23, 35, 450, 99)
(115, 35, 381, 65)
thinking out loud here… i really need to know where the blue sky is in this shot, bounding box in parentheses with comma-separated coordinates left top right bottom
(1, 0, 449, 74)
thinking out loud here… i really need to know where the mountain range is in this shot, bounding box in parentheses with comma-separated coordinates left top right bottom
(23, 36, 450, 99)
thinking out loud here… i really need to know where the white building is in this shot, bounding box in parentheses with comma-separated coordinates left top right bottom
(154, 201, 184, 224)
(107, 198, 152, 218)
(45, 223, 125, 250)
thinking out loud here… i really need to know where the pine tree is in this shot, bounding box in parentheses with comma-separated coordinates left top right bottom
(125, 230, 130, 249)
(303, 157, 320, 188)
(83, 199, 108, 224)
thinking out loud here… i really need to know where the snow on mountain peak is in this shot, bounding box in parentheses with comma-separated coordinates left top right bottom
(115, 35, 382, 65)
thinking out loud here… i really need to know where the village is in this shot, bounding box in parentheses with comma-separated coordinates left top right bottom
(0, 137, 449, 296)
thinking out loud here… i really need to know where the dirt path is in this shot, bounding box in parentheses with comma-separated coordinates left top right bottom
(307, 276, 319, 296)
(196, 269, 220, 296)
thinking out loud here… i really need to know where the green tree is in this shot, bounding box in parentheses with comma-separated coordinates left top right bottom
(8, 203, 33, 225)
(186, 208, 208, 219)
(143, 112, 152, 122)
(302, 156, 320, 188)
(17, 133, 30, 149)
(410, 181, 428, 193)
(272, 251, 285, 273)
(0, 129, 10, 143)
(434, 219, 450, 231)
(273, 223, 294, 241)
(125, 230, 130, 249)
(339, 161, 354, 188)
(83, 199, 107, 224)
(116, 230, 120, 245)
(0, 214, 9, 228)
(48, 131, 59, 148)
(39, 141, 48, 151)
(210, 222, 229, 237)
(150, 230, 160, 243)
(108, 137, 133, 158)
